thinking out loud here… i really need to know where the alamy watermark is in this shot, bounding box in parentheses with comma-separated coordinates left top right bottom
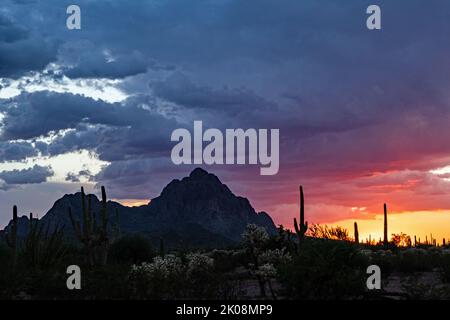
(66, 265, 81, 290)
(170, 121, 279, 175)
(66, 5, 81, 30)
(366, 265, 381, 290)
(65, 4, 379, 31)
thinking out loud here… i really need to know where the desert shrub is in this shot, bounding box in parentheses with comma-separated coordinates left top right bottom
(185, 252, 217, 298)
(129, 254, 185, 299)
(17, 269, 70, 299)
(259, 248, 292, 266)
(71, 264, 133, 299)
(369, 249, 396, 275)
(440, 254, 450, 283)
(242, 224, 269, 250)
(397, 248, 435, 272)
(401, 275, 449, 300)
(278, 239, 368, 299)
(241, 224, 272, 297)
(210, 249, 249, 273)
(215, 278, 246, 300)
(309, 224, 350, 241)
(391, 233, 412, 247)
(0, 243, 13, 298)
(109, 234, 154, 264)
(0, 242, 12, 271)
(267, 225, 297, 253)
(128, 252, 239, 299)
(19, 225, 68, 273)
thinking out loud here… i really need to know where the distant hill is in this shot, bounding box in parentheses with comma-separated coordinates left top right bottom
(1, 168, 276, 248)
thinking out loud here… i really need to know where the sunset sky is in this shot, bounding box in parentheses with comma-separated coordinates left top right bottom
(1, 0, 450, 241)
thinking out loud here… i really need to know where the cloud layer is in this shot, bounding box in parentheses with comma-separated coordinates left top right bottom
(1, 0, 450, 227)
(0, 164, 53, 190)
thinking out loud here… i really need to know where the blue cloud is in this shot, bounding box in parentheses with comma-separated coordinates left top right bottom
(0, 164, 53, 189)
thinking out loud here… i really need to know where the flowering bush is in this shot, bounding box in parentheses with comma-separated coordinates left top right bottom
(242, 224, 269, 250)
(186, 252, 214, 277)
(255, 263, 277, 280)
(259, 248, 292, 265)
(129, 255, 184, 299)
(129, 252, 227, 299)
(131, 255, 183, 279)
(185, 252, 218, 298)
(241, 224, 280, 298)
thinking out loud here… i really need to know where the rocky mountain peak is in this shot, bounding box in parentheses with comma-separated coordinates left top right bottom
(1, 168, 277, 246)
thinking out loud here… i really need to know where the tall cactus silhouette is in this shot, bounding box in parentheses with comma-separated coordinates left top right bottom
(68, 186, 117, 266)
(98, 186, 109, 265)
(383, 203, 388, 247)
(294, 186, 308, 249)
(5, 205, 18, 268)
(68, 187, 92, 265)
(354, 222, 359, 244)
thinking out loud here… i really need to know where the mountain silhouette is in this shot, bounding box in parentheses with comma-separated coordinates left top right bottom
(2, 168, 276, 248)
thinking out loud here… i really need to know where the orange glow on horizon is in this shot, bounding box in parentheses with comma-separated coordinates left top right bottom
(330, 210, 450, 244)
(113, 198, 150, 207)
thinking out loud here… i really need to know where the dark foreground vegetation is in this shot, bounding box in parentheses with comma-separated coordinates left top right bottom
(1, 186, 450, 300)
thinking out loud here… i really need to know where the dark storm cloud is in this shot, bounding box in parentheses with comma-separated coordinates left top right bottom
(0, 15, 28, 43)
(0, 164, 53, 188)
(93, 157, 189, 198)
(0, 0, 447, 146)
(152, 72, 276, 115)
(63, 47, 151, 79)
(0, 13, 57, 78)
(0, 91, 178, 141)
(0, 141, 39, 161)
(0, 91, 179, 173)
(3, 0, 450, 223)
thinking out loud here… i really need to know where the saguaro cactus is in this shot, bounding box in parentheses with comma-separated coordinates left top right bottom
(354, 222, 359, 244)
(68, 186, 116, 266)
(5, 205, 18, 267)
(68, 187, 92, 265)
(98, 186, 109, 265)
(293, 186, 308, 249)
(383, 203, 388, 247)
